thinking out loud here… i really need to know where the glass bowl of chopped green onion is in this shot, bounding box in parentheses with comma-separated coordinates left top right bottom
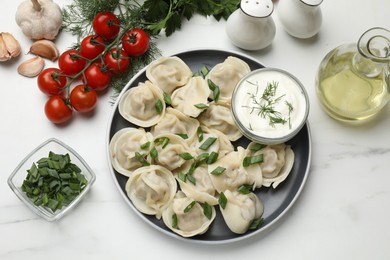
(7, 138, 96, 221)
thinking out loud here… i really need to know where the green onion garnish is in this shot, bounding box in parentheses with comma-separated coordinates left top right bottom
(203, 202, 212, 220)
(184, 201, 196, 213)
(210, 166, 226, 176)
(199, 137, 217, 150)
(155, 99, 163, 114)
(219, 192, 227, 209)
(242, 155, 264, 167)
(21, 152, 88, 212)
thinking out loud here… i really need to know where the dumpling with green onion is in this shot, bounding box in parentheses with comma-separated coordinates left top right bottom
(149, 133, 194, 173)
(208, 146, 262, 193)
(246, 142, 294, 188)
(109, 127, 153, 177)
(171, 76, 210, 118)
(219, 190, 264, 234)
(162, 191, 216, 237)
(191, 127, 234, 157)
(177, 165, 218, 206)
(126, 165, 177, 219)
(207, 56, 251, 102)
(119, 80, 166, 127)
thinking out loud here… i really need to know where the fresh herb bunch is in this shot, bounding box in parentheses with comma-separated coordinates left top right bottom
(61, 0, 240, 95)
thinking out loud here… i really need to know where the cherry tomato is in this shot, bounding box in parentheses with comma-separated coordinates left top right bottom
(122, 28, 150, 57)
(44, 95, 73, 124)
(82, 62, 111, 91)
(58, 49, 86, 76)
(70, 84, 98, 113)
(103, 48, 130, 74)
(37, 68, 67, 96)
(92, 11, 120, 40)
(79, 35, 105, 60)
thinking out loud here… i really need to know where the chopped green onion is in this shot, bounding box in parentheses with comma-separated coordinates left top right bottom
(237, 184, 253, 194)
(243, 154, 264, 167)
(210, 166, 226, 176)
(219, 192, 227, 209)
(154, 137, 170, 148)
(172, 213, 178, 229)
(194, 103, 208, 109)
(179, 152, 193, 160)
(203, 202, 212, 220)
(135, 152, 150, 166)
(163, 92, 172, 105)
(178, 172, 187, 182)
(249, 218, 264, 230)
(207, 79, 220, 102)
(199, 137, 217, 150)
(196, 127, 204, 142)
(195, 153, 209, 166)
(207, 151, 219, 164)
(186, 173, 196, 185)
(140, 141, 151, 150)
(149, 147, 158, 159)
(155, 100, 163, 114)
(184, 201, 196, 213)
(250, 143, 266, 152)
(175, 133, 188, 139)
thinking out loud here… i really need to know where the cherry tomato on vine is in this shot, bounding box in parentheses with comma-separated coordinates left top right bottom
(70, 84, 98, 113)
(58, 49, 86, 76)
(82, 62, 111, 91)
(103, 48, 130, 74)
(44, 95, 73, 124)
(92, 11, 120, 40)
(122, 28, 150, 57)
(79, 35, 105, 60)
(37, 68, 67, 96)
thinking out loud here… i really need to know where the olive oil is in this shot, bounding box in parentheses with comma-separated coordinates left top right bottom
(316, 51, 389, 123)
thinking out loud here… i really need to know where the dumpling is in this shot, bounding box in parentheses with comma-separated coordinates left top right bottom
(177, 165, 218, 205)
(109, 127, 153, 177)
(162, 191, 216, 237)
(198, 101, 243, 141)
(190, 127, 234, 158)
(150, 133, 193, 172)
(126, 165, 177, 219)
(151, 107, 200, 144)
(208, 56, 251, 101)
(119, 81, 165, 127)
(171, 76, 210, 118)
(146, 56, 192, 95)
(246, 142, 294, 188)
(219, 190, 264, 234)
(208, 147, 262, 193)
(262, 145, 295, 188)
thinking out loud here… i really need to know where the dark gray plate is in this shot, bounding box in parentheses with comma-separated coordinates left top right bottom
(106, 49, 311, 244)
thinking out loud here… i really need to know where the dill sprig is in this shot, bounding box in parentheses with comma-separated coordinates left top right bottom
(243, 81, 294, 128)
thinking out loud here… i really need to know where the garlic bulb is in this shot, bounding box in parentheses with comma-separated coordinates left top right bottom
(15, 0, 63, 40)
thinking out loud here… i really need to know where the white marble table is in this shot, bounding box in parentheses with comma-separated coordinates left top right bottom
(1, 0, 390, 259)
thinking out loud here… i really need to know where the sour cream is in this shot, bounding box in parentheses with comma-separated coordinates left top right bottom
(231, 68, 309, 144)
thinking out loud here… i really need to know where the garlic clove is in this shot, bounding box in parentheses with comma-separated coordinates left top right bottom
(0, 34, 11, 61)
(1, 32, 21, 58)
(29, 39, 59, 61)
(17, 56, 45, 77)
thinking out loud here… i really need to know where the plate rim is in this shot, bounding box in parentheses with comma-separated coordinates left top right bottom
(105, 48, 312, 244)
